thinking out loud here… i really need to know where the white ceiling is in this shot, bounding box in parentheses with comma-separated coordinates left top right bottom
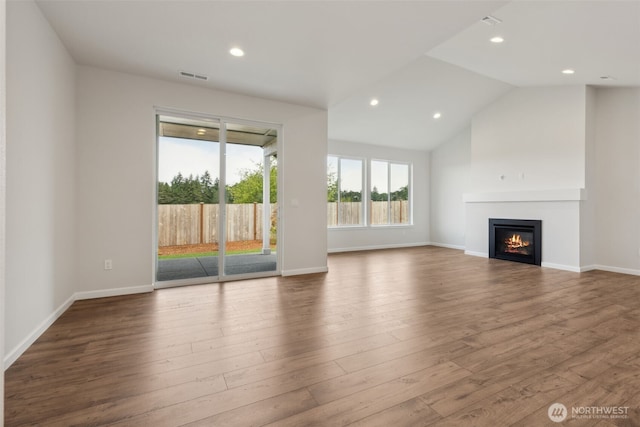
(429, 1, 640, 88)
(329, 56, 512, 150)
(34, 0, 640, 151)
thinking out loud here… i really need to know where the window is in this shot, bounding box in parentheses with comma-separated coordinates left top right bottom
(327, 156, 364, 227)
(328, 156, 411, 227)
(370, 160, 410, 225)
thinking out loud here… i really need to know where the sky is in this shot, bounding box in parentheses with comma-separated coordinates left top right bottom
(158, 137, 264, 185)
(328, 157, 363, 192)
(160, 138, 409, 192)
(329, 156, 408, 193)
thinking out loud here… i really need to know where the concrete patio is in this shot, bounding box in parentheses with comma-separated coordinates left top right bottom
(157, 253, 277, 281)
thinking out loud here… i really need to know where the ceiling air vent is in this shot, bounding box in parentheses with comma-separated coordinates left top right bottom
(481, 15, 502, 26)
(179, 70, 209, 81)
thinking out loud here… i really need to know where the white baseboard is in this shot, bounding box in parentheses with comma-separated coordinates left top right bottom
(590, 264, 640, 276)
(154, 277, 215, 289)
(544, 263, 640, 276)
(428, 242, 465, 251)
(328, 242, 429, 254)
(4, 293, 75, 369)
(465, 250, 488, 258)
(463, 254, 584, 273)
(281, 266, 329, 276)
(74, 284, 154, 300)
(4, 284, 153, 370)
(541, 262, 581, 272)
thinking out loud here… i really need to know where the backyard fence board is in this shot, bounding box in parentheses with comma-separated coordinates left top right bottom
(157, 204, 202, 246)
(202, 204, 219, 244)
(327, 201, 408, 227)
(326, 202, 361, 226)
(160, 201, 408, 246)
(158, 203, 277, 247)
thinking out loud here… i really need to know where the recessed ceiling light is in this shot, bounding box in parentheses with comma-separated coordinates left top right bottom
(230, 47, 245, 57)
(562, 69, 575, 75)
(433, 112, 442, 119)
(370, 98, 379, 106)
(197, 128, 206, 135)
(490, 36, 504, 43)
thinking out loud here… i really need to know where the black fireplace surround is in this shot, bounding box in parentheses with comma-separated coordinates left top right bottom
(489, 218, 542, 266)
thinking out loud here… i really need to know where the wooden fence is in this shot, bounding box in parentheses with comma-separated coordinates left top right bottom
(158, 203, 277, 247)
(327, 201, 409, 226)
(159, 201, 409, 246)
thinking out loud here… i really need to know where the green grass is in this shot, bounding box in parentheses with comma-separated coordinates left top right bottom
(158, 251, 217, 260)
(158, 248, 273, 260)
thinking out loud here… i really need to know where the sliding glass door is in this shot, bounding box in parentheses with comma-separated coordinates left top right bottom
(221, 120, 278, 277)
(155, 113, 279, 286)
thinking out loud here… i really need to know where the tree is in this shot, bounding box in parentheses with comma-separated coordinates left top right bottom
(370, 186, 388, 202)
(200, 171, 217, 203)
(339, 190, 361, 202)
(158, 182, 174, 204)
(158, 171, 221, 204)
(228, 159, 277, 204)
(185, 174, 202, 203)
(158, 159, 277, 205)
(391, 185, 408, 201)
(327, 171, 338, 202)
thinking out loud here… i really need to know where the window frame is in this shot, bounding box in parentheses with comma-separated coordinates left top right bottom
(327, 155, 412, 228)
(369, 159, 412, 227)
(327, 155, 366, 228)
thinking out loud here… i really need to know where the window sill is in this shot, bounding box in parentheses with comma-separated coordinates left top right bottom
(328, 224, 414, 230)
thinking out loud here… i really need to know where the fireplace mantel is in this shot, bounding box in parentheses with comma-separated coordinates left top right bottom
(463, 188, 586, 203)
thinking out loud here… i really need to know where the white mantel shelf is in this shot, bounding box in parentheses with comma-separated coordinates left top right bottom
(463, 188, 587, 203)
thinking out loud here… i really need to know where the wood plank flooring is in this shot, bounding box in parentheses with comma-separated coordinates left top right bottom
(5, 246, 640, 426)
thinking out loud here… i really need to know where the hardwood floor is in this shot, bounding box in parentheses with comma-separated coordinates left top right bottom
(5, 246, 640, 426)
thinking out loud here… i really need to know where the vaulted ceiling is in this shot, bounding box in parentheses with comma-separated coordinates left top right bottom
(35, 0, 640, 151)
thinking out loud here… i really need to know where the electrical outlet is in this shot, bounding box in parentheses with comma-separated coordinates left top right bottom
(104, 259, 113, 270)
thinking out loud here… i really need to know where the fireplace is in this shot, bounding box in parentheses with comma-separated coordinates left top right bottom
(489, 218, 542, 266)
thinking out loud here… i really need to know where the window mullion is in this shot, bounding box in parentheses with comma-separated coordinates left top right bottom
(387, 162, 392, 224)
(337, 158, 341, 226)
(364, 159, 369, 226)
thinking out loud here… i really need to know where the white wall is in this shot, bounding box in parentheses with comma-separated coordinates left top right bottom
(429, 127, 470, 248)
(327, 139, 429, 252)
(431, 85, 640, 273)
(75, 66, 328, 293)
(5, 0, 77, 366)
(594, 87, 640, 273)
(3, 2, 327, 368)
(470, 86, 586, 192)
(0, 0, 6, 418)
(462, 86, 589, 270)
(465, 201, 581, 269)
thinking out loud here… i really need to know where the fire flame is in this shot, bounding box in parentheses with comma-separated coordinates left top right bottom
(505, 234, 529, 249)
